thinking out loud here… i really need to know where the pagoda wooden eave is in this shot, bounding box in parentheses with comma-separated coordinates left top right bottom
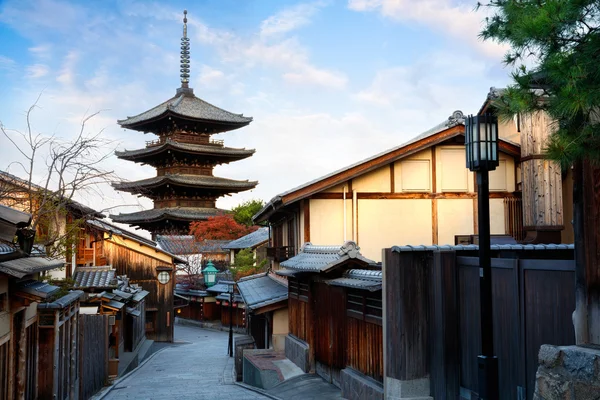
(112, 175, 257, 196)
(115, 141, 255, 165)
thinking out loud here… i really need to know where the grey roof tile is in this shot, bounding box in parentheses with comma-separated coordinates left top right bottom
(73, 267, 117, 289)
(116, 140, 255, 159)
(112, 174, 257, 192)
(156, 235, 229, 255)
(326, 269, 382, 292)
(237, 273, 288, 311)
(118, 91, 252, 127)
(280, 241, 374, 273)
(0, 256, 65, 279)
(110, 207, 224, 224)
(223, 227, 269, 250)
(390, 243, 574, 253)
(16, 279, 60, 299)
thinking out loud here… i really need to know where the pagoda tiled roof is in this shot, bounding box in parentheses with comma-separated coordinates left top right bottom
(112, 175, 257, 193)
(117, 88, 252, 131)
(115, 140, 255, 161)
(110, 207, 225, 224)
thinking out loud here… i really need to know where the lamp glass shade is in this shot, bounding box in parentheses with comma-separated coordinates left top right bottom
(202, 261, 218, 287)
(465, 113, 499, 171)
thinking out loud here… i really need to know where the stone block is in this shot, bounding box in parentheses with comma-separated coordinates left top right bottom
(341, 368, 384, 400)
(234, 335, 255, 381)
(534, 345, 600, 399)
(285, 334, 310, 372)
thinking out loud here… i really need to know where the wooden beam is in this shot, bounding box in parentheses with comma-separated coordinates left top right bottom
(282, 125, 465, 204)
(390, 163, 395, 193)
(431, 147, 437, 193)
(303, 200, 310, 243)
(311, 191, 518, 200)
(432, 199, 438, 245)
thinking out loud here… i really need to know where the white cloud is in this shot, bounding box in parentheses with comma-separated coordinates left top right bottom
(26, 64, 49, 78)
(0, 55, 15, 71)
(260, 1, 326, 37)
(283, 66, 347, 88)
(347, 0, 507, 59)
(192, 12, 346, 89)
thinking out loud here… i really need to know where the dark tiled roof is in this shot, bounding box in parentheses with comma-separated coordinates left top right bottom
(391, 244, 574, 252)
(0, 171, 103, 218)
(215, 293, 243, 303)
(73, 267, 117, 289)
(111, 207, 224, 224)
(327, 269, 382, 292)
(16, 279, 60, 299)
(87, 219, 156, 247)
(237, 273, 288, 312)
(86, 219, 187, 264)
(156, 235, 229, 255)
(0, 257, 65, 279)
(116, 140, 255, 160)
(206, 282, 230, 294)
(223, 227, 269, 250)
(37, 291, 84, 309)
(0, 242, 17, 255)
(112, 175, 257, 193)
(280, 241, 374, 273)
(118, 90, 252, 128)
(175, 287, 209, 297)
(0, 204, 31, 227)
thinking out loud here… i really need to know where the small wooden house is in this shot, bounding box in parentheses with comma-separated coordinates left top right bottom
(223, 227, 269, 266)
(276, 241, 383, 398)
(236, 272, 288, 350)
(74, 219, 186, 342)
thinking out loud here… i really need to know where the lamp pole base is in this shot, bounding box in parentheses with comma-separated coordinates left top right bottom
(478, 355, 499, 400)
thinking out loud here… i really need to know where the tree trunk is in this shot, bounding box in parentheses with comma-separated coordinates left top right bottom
(573, 160, 600, 344)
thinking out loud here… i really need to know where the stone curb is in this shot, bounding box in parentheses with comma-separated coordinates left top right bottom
(233, 381, 283, 400)
(90, 347, 168, 400)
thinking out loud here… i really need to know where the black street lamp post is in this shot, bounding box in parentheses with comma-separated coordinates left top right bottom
(223, 280, 235, 357)
(465, 113, 500, 400)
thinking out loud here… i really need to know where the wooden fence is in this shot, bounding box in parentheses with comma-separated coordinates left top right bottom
(451, 255, 575, 399)
(383, 247, 575, 400)
(79, 315, 109, 400)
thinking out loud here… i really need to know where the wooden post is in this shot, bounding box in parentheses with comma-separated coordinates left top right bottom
(69, 306, 78, 400)
(383, 248, 431, 398)
(573, 160, 600, 344)
(16, 312, 26, 400)
(520, 111, 564, 243)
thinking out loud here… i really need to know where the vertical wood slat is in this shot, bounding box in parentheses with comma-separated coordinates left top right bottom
(429, 251, 459, 399)
(79, 315, 109, 400)
(303, 200, 310, 244)
(383, 249, 430, 381)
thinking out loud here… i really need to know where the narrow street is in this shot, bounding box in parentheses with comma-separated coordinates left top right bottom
(103, 324, 269, 400)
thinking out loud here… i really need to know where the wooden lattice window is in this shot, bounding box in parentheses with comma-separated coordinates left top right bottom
(288, 278, 309, 302)
(346, 289, 383, 325)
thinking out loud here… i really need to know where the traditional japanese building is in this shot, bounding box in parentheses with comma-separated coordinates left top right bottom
(111, 10, 257, 236)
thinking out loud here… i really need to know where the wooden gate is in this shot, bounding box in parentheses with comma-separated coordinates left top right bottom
(456, 256, 575, 399)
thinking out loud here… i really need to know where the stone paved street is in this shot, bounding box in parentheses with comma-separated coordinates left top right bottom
(103, 324, 269, 400)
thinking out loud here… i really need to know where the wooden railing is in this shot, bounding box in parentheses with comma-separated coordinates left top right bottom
(76, 248, 94, 265)
(145, 135, 225, 148)
(266, 246, 295, 262)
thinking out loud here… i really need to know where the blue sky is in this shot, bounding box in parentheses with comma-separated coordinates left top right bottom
(0, 0, 512, 234)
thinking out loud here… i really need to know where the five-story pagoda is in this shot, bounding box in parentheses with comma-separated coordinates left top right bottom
(111, 11, 257, 236)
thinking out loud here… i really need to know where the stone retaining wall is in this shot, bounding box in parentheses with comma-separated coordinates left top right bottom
(341, 368, 384, 400)
(535, 344, 600, 399)
(285, 335, 310, 372)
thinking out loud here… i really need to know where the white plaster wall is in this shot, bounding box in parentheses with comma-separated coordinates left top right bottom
(438, 199, 474, 245)
(357, 199, 432, 261)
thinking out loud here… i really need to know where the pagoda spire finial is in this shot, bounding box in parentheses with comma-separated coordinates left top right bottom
(180, 10, 190, 88)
